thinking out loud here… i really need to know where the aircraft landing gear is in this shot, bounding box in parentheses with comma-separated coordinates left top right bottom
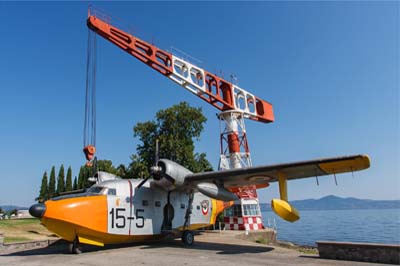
(181, 230, 194, 246)
(68, 237, 82, 254)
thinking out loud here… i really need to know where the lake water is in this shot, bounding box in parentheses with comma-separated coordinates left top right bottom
(261, 208, 400, 246)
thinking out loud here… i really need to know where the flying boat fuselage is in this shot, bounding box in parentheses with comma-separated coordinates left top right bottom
(30, 179, 229, 247)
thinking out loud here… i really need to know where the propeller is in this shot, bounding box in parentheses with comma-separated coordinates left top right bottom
(136, 139, 162, 189)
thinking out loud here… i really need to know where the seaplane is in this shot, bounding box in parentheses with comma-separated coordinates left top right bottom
(29, 153, 370, 253)
(29, 8, 371, 254)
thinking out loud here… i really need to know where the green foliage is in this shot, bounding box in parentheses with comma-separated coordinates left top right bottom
(4, 236, 30, 243)
(56, 164, 65, 195)
(116, 164, 129, 179)
(129, 102, 212, 178)
(96, 160, 117, 174)
(77, 166, 86, 189)
(37, 102, 212, 195)
(73, 176, 78, 190)
(48, 166, 56, 198)
(38, 171, 48, 202)
(65, 166, 73, 192)
(76, 160, 119, 190)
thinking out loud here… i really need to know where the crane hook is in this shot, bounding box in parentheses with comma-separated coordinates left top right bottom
(83, 145, 96, 166)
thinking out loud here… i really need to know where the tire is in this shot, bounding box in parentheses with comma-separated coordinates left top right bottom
(181, 230, 194, 246)
(69, 238, 82, 254)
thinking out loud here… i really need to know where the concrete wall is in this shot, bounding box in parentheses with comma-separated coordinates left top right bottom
(317, 241, 400, 265)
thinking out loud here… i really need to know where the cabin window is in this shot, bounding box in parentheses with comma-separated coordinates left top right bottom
(107, 188, 116, 196)
(180, 203, 185, 209)
(155, 201, 161, 207)
(142, 200, 149, 206)
(196, 205, 200, 210)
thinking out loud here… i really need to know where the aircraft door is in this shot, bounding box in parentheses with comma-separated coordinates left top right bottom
(107, 180, 132, 235)
(162, 192, 174, 231)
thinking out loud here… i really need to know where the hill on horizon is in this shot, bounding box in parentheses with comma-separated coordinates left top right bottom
(260, 195, 400, 211)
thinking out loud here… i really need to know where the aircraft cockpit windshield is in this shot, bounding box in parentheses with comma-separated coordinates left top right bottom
(87, 186, 117, 196)
(87, 186, 106, 194)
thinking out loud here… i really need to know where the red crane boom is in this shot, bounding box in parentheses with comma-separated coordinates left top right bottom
(86, 12, 274, 124)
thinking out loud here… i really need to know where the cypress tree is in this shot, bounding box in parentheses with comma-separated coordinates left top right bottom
(65, 166, 73, 192)
(73, 176, 78, 190)
(56, 164, 65, 195)
(39, 171, 48, 202)
(48, 166, 56, 198)
(78, 167, 84, 189)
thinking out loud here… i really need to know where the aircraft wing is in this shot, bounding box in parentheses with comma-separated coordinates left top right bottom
(184, 154, 370, 188)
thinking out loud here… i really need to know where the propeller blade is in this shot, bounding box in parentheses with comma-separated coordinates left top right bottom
(155, 139, 159, 166)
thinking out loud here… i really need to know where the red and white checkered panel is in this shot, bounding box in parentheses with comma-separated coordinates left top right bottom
(224, 216, 264, 230)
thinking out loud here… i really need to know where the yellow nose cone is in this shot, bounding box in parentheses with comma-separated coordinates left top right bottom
(271, 199, 300, 222)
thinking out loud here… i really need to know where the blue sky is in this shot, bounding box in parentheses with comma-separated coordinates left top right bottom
(0, 2, 398, 207)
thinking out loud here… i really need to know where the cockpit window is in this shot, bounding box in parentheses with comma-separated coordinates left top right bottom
(87, 186, 106, 194)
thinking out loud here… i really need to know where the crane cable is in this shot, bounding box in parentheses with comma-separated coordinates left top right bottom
(83, 29, 97, 166)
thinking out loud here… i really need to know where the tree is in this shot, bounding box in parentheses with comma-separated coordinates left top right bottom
(48, 166, 56, 198)
(38, 171, 48, 202)
(76, 160, 118, 190)
(96, 160, 117, 174)
(56, 164, 65, 195)
(77, 166, 85, 189)
(73, 177, 78, 190)
(116, 164, 128, 179)
(129, 102, 213, 178)
(65, 166, 73, 192)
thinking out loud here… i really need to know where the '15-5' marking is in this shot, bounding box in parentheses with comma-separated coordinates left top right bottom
(109, 208, 144, 229)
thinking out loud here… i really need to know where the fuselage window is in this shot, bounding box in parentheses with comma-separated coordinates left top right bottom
(142, 200, 149, 206)
(107, 188, 116, 196)
(155, 201, 161, 207)
(196, 205, 200, 210)
(180, 203, 185, 209)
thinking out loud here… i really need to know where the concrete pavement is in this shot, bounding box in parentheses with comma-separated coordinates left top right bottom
(0, 231, 387, 266)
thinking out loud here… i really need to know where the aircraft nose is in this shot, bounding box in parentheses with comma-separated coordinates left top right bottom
(29, 203, 46, 218)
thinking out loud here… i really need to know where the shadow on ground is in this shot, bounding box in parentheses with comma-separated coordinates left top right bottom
(1, 238, 273, 256)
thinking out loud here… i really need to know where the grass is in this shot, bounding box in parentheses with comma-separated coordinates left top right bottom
(255, 237, 269, 244)
(297, 247, 318, 255)
(4, 236, 31, 243)
(0, 218, 40, 228)
(0, 218, 57, 243)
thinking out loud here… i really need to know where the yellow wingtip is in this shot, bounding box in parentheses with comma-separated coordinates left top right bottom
(319, 154, 371, 174)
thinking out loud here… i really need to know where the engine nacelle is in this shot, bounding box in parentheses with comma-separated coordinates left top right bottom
(271, 199, 300, 222)
(196, 182, 238, 201)
(152, 159, 193, 191)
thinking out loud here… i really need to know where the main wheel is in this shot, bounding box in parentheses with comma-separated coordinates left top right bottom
(68, 237, 82, 254)
(181, 230, 194, 246)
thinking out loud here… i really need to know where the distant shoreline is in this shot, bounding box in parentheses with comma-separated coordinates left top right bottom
(260, 195, 400, 211)
(261, 207, 400, 211)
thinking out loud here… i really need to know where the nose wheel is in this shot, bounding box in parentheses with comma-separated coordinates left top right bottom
(181, 230, 194, 246)
(68, 237, 82, 254)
